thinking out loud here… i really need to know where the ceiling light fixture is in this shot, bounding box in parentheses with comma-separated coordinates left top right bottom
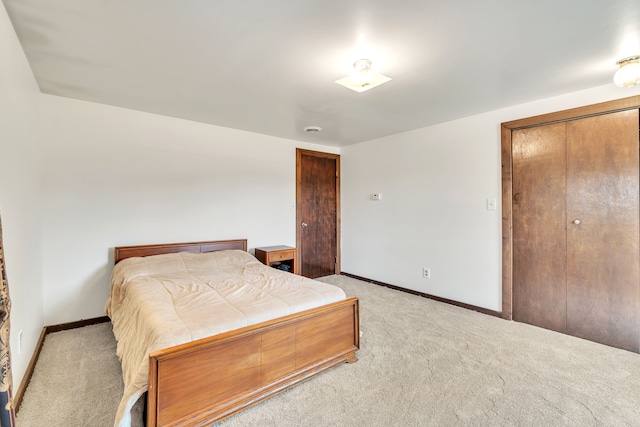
(335, 59, 391, 92)
(613, 56, 640, 88)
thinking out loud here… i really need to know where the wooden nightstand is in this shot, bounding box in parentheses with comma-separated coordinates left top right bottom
(254, 245, 298, 275)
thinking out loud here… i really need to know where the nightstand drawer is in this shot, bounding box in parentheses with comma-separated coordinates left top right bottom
(271, 250, 294, 261)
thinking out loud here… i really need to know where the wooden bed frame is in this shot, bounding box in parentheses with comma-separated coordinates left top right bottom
(113, 239, 360, 427)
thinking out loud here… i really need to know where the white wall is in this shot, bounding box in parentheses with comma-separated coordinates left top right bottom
(342, 84, 640, 312)
(0, 4, 44, 386)
(40, 82, 640, 324)
(40, 95, 338, 325)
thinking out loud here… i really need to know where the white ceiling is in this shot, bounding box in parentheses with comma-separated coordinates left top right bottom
(4, 0, 640, 146)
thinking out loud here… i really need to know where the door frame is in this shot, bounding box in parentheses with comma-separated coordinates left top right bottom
(501, 94, 640, 320)
(296, 148, 341, 275)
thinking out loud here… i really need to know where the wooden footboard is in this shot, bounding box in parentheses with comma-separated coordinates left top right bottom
(147, 297, 360, 427)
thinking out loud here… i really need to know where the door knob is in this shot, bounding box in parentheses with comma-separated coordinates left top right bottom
(301, 222, 308, 228)
(572, 219, 581, 225)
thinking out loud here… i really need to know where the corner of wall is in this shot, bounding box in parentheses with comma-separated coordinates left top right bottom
(0, 2, 45, 388)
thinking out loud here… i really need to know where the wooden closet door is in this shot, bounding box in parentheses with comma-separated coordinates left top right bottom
(566, 110, 640, 352)
(297, 150, 339, 278)
(512, 122, 568, 333)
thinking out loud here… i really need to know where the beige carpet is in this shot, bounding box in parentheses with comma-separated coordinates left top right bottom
(17, 275, 640, 426)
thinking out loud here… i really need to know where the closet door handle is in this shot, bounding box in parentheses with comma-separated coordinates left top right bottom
(572, 219, 581, 225)
(301, 222, 308, 228)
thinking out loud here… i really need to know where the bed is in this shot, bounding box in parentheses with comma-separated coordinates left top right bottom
(106, 239, 360, 427)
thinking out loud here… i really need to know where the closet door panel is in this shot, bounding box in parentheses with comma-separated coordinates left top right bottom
(566, 110, 640, 352)
(512, 123, 567, 333)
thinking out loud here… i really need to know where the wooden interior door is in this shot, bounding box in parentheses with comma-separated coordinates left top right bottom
(512, 122, 568, 334)
(296, 149, 340, 278)
(565, 110, 640, 352)
(511, 109, 640, 352)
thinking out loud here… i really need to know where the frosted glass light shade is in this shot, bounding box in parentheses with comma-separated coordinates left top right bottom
(335, 59, 391, 92)
(614, 56, 640, 88)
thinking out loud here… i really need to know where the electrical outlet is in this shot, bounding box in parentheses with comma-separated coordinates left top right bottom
(423, 268, 430, 279)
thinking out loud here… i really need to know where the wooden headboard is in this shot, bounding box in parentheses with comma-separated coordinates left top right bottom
(113, 239, 248, 264)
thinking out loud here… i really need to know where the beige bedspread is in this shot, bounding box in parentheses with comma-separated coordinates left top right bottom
(105, 250, 346, 427)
